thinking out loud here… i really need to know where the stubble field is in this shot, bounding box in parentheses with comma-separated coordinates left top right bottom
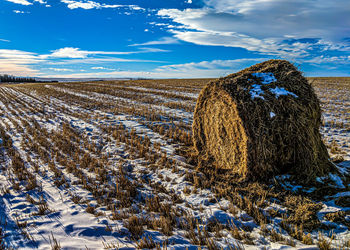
(0, 77, 349, 249)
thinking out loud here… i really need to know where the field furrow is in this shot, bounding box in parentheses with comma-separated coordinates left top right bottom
(0, 78, 349, 249)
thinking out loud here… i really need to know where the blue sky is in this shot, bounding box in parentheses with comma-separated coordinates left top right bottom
(0, 0, 349, 78)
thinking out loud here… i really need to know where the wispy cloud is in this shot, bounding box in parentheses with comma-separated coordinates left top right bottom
(41, 58, 266, 78)
(46, 68, 74, 72)
(0, 49, 41, 63)
(0, 47, 167, 76)
(91, 66, 115, 70)
(34, 56, 350, 79)
(0, 49, 40, 75)
(13, 10, 30, 14)
(41, 47, 137, 59)
(5, 0, 32, 5)
(139, 47, 170, 53)
(130, 37, 179, 46)
(60, 0, 144, 11)
(0, 63, 38, 76)
(302, 55, 350, 65)
(157, 0, 350, 59)
(0, 38, 10, 43)
(154, 58, 267, 77)
(157, 58, 265, 71)
(47, 58, 164, 65)
(33, 0, 46, 4)
(6, 0, 49, 6)
(39, 47, 169, 59)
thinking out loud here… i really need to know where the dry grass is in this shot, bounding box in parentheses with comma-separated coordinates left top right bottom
(193, 60, 334, 182)
(0, 75, 347, 249)
(125, 216, 145, 240)
(49, 232, 61, 250)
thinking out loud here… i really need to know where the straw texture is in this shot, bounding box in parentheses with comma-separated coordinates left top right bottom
(192, 60, 334, 181)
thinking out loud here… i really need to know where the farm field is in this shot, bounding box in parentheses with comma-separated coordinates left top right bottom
(0, 77, 349, 249)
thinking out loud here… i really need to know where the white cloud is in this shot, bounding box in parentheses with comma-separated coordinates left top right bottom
(139, 47, 170, 53)
(130, 37, 179, 46)
(157, 0, 350, 58)
(34, 0, 46, 4)
(40, 47, 168, 60)
(5, 0, 32, 5)
(91, 67, 115, 70)
(5, 0, 47, 6)
(171, 30, 312, 58)
(47, 68, 74, 72)
(0, 49, 40, 63)
(155, 58, 267, 77)
(48, 47, 97, 58)
(201, 0, 350, 41)
(41, 58, 266, 78)
(47, 58, 164, 65)
(302, 55, 350, 65)
(0, 63, 37, 76)
(0, 39, 10, 42)
(0, 47, 167, 76)
(33, 56, 350, 78)
(130, 6, 144, 11)
(61, 0, 101, 9)
(0, 49, 40, 76)
(42, 47, 137, 59)
(40, 69, 211, 78)
(13, 10, 29, 13)
(60, 0, 144, 11)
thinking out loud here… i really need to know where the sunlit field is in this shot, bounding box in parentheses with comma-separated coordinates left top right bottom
(0, 78, 349, 249)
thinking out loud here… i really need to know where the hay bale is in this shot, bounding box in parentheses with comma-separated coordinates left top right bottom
(192, 59, 334, 181)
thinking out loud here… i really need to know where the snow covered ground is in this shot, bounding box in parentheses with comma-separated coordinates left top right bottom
(0, 78, 349, 249)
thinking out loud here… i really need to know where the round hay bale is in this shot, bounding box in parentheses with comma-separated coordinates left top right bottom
(192, 59, 334, 181)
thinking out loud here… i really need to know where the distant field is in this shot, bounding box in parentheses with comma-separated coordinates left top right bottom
(0, 78, 349, 249)
(310, 77, 350, 160)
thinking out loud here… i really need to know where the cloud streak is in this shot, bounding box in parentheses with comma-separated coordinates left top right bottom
(130, 37, 179, 47)
(40, 58, 267, 78)
(0, 47, 168, 76)
(13, 10, 30, 13)
(41, 47, 170, 59)
(60, 0, 144, 11)
(46, 68, 74, 72)
(157, 0, 350, 59)
(5, 0, 32, 5)
(0, 49, 41, 75)
(42, 47, 137, 59)
(91, 67, 115, 70)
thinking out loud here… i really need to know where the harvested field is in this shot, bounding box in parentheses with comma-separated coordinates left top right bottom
(0, 78, 349, 249)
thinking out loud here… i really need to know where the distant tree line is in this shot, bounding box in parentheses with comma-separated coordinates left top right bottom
(0, 74, 36, 83)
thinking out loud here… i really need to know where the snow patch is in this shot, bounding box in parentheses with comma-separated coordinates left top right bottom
(332, 191, 350, 198)
(329, 173, 345, 189)
(250, 84, 265, 100)
(252, 72, 277, 85)
(317, 173, 346, 189)
(269, 87, 298, 98)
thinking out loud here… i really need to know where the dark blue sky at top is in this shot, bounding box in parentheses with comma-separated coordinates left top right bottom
(0, 0, 349, 78)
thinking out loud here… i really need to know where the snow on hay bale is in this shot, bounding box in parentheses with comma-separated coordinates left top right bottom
(192, 60, 334, 181)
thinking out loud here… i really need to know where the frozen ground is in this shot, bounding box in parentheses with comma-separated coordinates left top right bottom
(0, 78, 349, 249)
